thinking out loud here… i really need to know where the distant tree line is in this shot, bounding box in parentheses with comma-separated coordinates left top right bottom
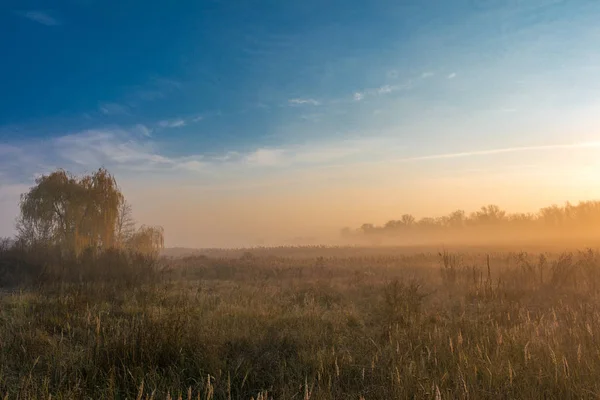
(342, 202, 600, 242)
(15, 168, 164, 258)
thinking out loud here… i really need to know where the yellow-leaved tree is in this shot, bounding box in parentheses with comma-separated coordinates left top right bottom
(17, 168, 164, 258)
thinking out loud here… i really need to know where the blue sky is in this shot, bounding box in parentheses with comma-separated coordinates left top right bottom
(2, 0, 600, 246)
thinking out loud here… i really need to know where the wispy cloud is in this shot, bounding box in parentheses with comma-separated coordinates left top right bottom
(260, 141, 600, 176)
(315, 141, 600, 172)
(352, 82, 410, 102)
(156, 114, 204, 129)
(43, 128, 216, 175)
(347, 68, 437, 103)
(0, 141, 46, 184)
(17, 10, 60, 26)
(300, 113, 323, 122)
(447, 72, 457, 79)
(133, 124, 152, 137)
(5, 123, 600, 205)
(174, 159, 207, 172)
(120, 77, 182, 106)
(0, 144, 21, 156)
(159, 119, 186, 128)
(288, 98, 320, 106)
(403, 142, 600, 162)
(9, 120, 598, 182)
(245, 148, 285, 166)
(53, 130, 173, 169)
(137, 78, 181, 100)
(35, 127, 400, 177)
(216, 151, 240, 162)
(386, 70, 399, 79)
(376, 85, 393, 94)
(99, 103, 130, 116)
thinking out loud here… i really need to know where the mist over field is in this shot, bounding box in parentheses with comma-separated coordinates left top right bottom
(5, 0, 600, 398)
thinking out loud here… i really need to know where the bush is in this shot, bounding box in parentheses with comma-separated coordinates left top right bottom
(0, 239, 161, 288)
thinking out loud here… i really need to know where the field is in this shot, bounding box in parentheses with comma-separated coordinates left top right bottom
(2, 246, 600, 399)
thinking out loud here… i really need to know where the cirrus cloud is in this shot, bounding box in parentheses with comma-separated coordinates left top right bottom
(16, 10, 61, 26)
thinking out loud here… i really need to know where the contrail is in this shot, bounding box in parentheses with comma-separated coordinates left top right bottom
(307, 140, 600, 173)
(402, 141, 600, 162)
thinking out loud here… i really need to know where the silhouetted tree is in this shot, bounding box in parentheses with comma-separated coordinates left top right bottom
(127, 225, 165, 258)
(447, 210, 466, 228)
(540, 204, 565, 228)
(360, 223, 376, 234)
(401, 214, 416, 227)
(116, 200, 136, 247)
(472, 205, 506, 225)
(348, 200, 600, 240)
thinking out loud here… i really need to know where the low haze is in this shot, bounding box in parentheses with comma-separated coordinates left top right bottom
(3, 0, 600, 247)
(7, 3, 600, 398)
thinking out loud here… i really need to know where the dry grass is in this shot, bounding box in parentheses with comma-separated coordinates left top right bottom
(2, 247, 600, 399)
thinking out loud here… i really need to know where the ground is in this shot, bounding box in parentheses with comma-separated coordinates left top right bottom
(1, 247, 600, 399)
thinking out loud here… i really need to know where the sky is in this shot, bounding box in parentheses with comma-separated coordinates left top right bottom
(2, 0, 600, 247)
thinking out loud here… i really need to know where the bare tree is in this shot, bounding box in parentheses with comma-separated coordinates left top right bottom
(116, 200, 136, 247)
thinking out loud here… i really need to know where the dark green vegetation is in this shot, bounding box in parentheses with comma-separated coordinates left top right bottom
(3, 246, 600, 399)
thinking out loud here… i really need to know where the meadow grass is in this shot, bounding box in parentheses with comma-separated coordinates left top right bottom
(2, 248, 600, 399)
